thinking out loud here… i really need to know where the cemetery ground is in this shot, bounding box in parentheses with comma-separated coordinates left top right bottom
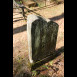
(13, 3, 64, 77)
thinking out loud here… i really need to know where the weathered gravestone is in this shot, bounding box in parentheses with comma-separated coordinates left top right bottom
(27, 14, 59, 64)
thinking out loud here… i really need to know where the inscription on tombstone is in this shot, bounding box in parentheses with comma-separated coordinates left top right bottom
(27, 14, 59, 63)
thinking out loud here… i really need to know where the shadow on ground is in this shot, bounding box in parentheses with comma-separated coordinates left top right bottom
(27, 3, 56, 12)
(49, 13, 64, 21)
(13, 17, 24, 19)
(14, 71, 31, 77)
(13, 18, 26, 22)
(13, 24, 27, 34)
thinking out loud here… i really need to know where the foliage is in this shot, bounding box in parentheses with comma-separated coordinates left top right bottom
(42, 65, 49, 69)
(16, 1, 22, 4)
(38, 3, 45, 7)
(49, 61, 53, 66)
(32, 70, 38, 76)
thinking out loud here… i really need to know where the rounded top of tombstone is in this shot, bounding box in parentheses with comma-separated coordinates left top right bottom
(27, 14, 50, 24)
(27, 14, 39, 22)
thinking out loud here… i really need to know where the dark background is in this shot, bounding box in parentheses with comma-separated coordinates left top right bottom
(8, 0, 13, 77)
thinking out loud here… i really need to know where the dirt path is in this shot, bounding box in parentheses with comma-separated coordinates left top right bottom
(13, 3, 64, 77)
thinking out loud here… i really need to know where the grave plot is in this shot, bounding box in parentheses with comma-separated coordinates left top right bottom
(13, 2, 64, 77)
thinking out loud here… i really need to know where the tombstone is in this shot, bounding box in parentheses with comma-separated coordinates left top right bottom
(27, 14, 59, 64)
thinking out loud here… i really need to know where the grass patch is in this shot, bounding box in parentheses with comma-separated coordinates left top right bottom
(49, 61, 53, 66)
(38, 3, 45, 7)
(32, 70, 38, 76)
(16, 1, 22, 4)
(42, 65, 49, 69)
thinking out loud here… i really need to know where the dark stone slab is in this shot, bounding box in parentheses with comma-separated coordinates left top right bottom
(27, 14, 59, 64)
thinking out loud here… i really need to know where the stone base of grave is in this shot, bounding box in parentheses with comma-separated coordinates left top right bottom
(31, 51, 57, 70)
(22, 0, 37, 8)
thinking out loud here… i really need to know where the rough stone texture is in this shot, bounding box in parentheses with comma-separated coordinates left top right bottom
(27, 14, 59, 63)
(22, 0, 37, 8)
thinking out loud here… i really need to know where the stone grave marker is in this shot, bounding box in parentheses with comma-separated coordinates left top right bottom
(27, 14, 59, 64)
